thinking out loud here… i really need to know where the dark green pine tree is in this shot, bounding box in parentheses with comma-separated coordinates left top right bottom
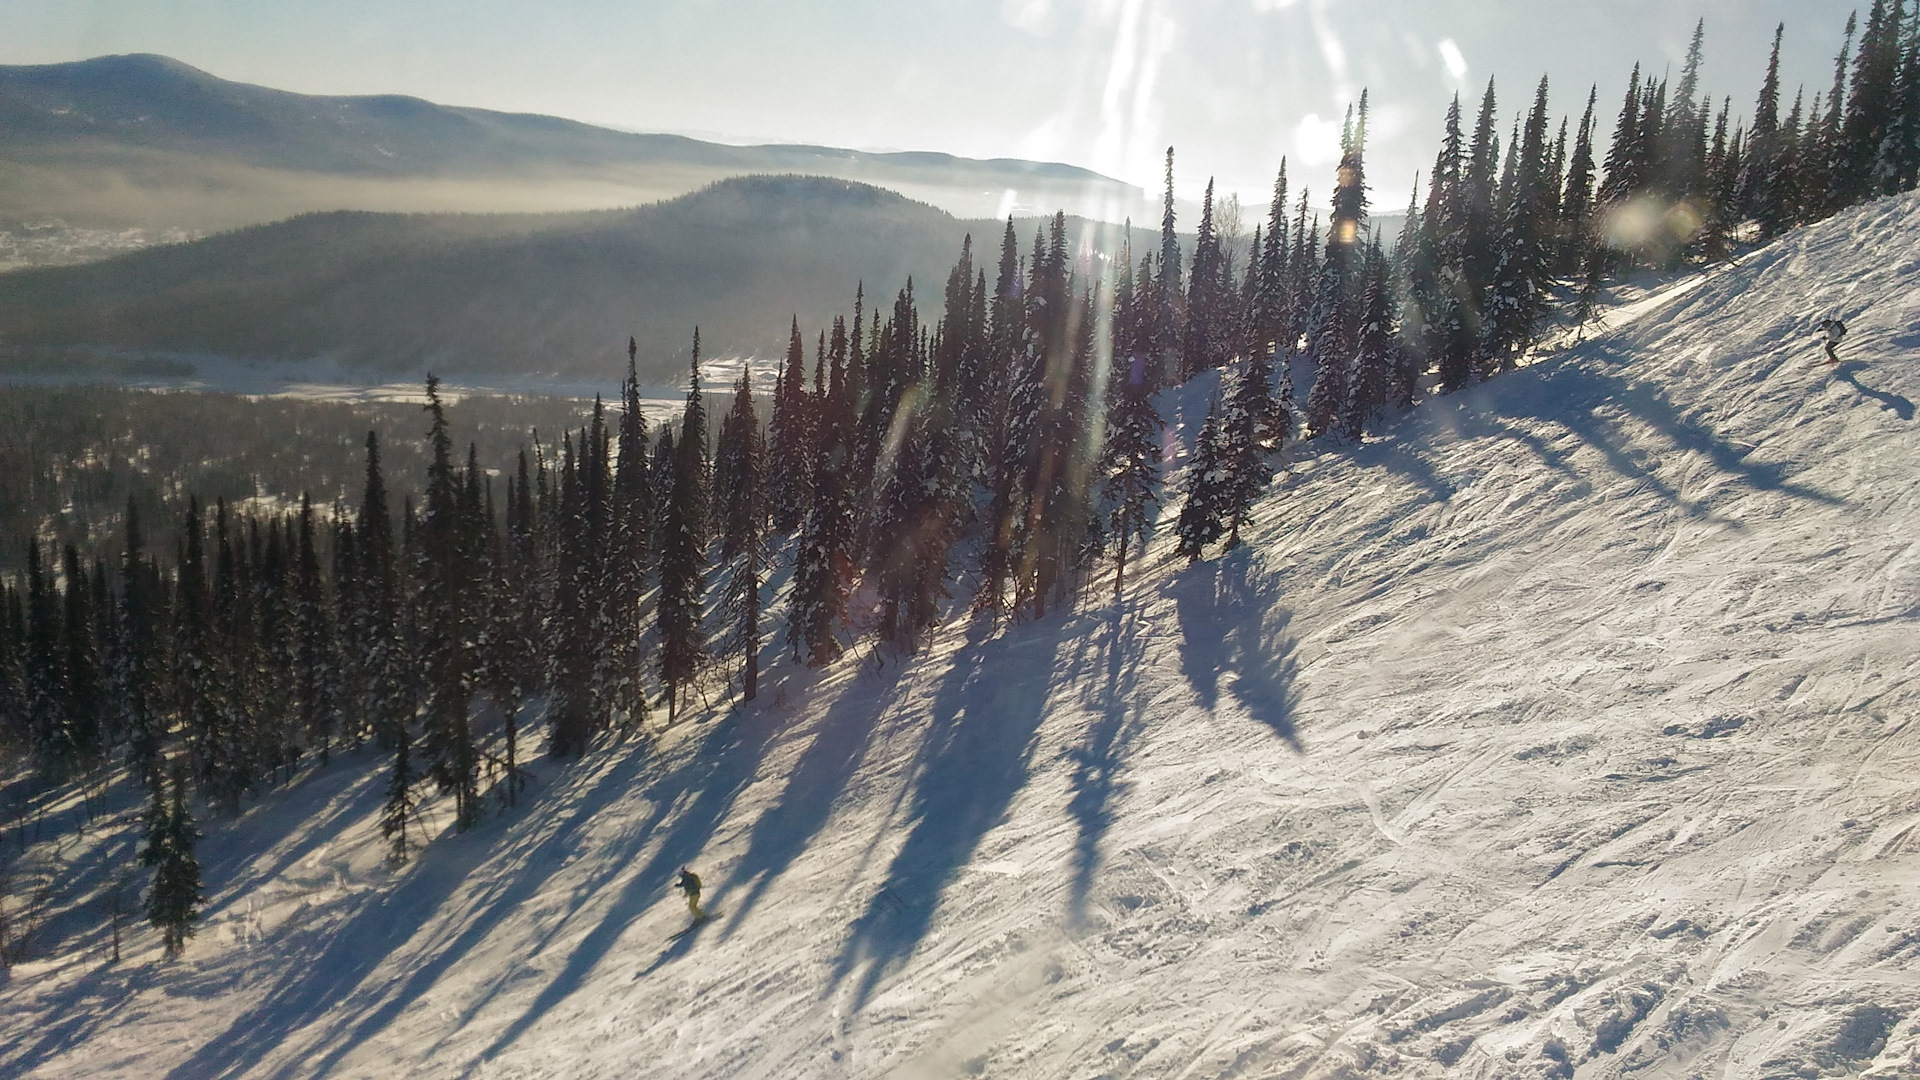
(576, 400, 615, 728)
(481, 450, 535, 804)
(1154, 146, 1185, 385)
(379, 707, 420, 862)
(1813, 15, 1856, 217)
(789, 317, 853, 665)
(1215, 357, 1276, 551)
(1560, 86, 1600, 274)
(416, 377, 480, 828)
(143, 759, 203, 958)
(1099, 319, 1165, 598)
(658, 331, 711, 719)
(1741, 24, 1787, 229)
(649, 426, 676, 572)
(1463, 79, 1503, 301)
(1482, 77, 1554, 372)
(116, 500, 166, 790)
(766, 319, 813, 534)
(548, 431, 593, 755)
(1301, 253, 1350, 438)
(606, 342, 653, 728)
(1877, 17, 1920, 193)
(1254, 160, 1293, 361)
(1873, 19, 1920, 191)
(294, 493, 338, 765)
(1836, 0, 1904, 204)
(356, 432, 411, 752)
(1411, 95, 1473, 393)
(716, 369, 766, 699)
(23, 540, 67, 776)
(60, 543, 104, 770)
(1285, 189, 1320, 369)
(1597, 64, 1646, 241)
(1180, 177, 1228, 380)
(1655, 19, 1709, 208)
(1342, 245, 1399, 439)
(974, 221, 1026, 616)
(0, 580, 21, 754)
(1304, 95, 1372, 433)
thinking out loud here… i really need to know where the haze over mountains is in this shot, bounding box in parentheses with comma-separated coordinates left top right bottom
(0, 53, 1145, 240)
(0, 175, 1142, 379)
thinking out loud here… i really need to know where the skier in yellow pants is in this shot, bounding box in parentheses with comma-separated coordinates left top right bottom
(677, 867, 706, 921)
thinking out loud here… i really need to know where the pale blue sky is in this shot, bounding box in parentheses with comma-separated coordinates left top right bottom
(3, 0, 1864, 207)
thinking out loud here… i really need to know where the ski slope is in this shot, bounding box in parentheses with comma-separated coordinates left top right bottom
(3, 194, 1918, 1080)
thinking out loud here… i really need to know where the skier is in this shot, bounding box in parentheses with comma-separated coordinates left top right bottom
(1819, 317, 1848, 364)
(677, 866, 705, 921)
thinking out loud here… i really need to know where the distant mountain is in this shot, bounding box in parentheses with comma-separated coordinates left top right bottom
(0, 175, 1129, 379)
(0, 54, 1146, 237)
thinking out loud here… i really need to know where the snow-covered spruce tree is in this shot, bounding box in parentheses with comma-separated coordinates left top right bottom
(1836, 0, 1904, 205)
(1739, 25, 1786, 230)
(1879, 20, 1920, 193)
(1301, 256, 1350, 439)
(1180, 178, 1228, 380)
(416, 376, 479, 828)
(379, 711, 420, 863)
(787, 316, 853, 667)
(1343, 245, 1399, 440)
(1010, 216, 1078, 617)
(1174, 391, 1229, 561)
(717, 368, 766, 699)
(1482, 76, 1555, 375)
(1560, 85, 1600, 275)
(1253, 160, 1291, 362)
(1215, 360, 1275, 551)
(658, 331, 711, 720)
(1462, 79, 1502, 302)
(1100, 339, 1165, 598)
(143, 760, 203, 958)
(973, 220, 1025, 617)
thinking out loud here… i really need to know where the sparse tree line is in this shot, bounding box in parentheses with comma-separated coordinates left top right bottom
(2, 6, 1917, 959)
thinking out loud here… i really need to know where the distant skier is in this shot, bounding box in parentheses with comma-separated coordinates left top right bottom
(677, 866, 706, 921)
(1819, 317, 1848, 364)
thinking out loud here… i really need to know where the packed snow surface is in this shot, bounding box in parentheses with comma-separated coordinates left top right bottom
(3, 195, 1918, 1079)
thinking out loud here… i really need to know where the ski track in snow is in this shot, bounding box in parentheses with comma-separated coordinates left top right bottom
(3, 194, 1920, 1079)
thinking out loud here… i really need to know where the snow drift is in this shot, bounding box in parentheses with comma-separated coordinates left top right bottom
(3, 193, 1918, 1079)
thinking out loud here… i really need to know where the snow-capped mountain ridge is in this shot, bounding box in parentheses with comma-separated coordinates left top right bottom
(2, 193, 1917, 1078)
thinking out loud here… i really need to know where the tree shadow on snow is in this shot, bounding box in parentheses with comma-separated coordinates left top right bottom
(472, 710, 778, 1067)
(1486, 352, 1842, 519)
(717, 662, 907, 938)
(1171, 550, 1303, 753)
(161, 740, 669, 1080)
(1063, 603, 1151, 927)
(1833, 361, 1915, 421)
(829, 618, 1061, 1009)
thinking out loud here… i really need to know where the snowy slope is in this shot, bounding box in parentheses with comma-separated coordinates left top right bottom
(3, 193, 1918, 1080)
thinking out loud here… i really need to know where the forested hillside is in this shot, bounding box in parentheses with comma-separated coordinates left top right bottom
(1, 8, 1918, 1077)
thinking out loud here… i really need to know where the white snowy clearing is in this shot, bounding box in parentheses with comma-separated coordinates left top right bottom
(2, 193, 1918, 1080)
